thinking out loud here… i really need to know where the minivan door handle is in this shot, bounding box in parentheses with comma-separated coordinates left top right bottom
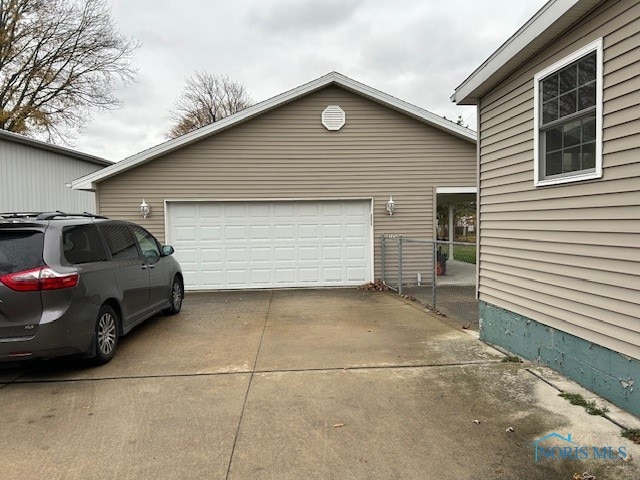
(140, 264, 148, 270)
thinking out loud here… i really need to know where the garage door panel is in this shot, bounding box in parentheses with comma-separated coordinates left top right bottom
(250, 247, 271, 262)
(322, 224, 342, 239)
(346, 224, 367, 239)
(275, 268, 295, 284)
(274, 225, 295, 240)
(299, 246, 319, 261)
(250, 225, 270, 241)
(299, 224, 319, 240)
(175, 226, 197, 242)
(299, 268, 320, 283)
(347, 267, 366, 282)
(200, 204, 223, 218)
(168, 200, 371, 290)
(346, 245, 366, 260)
(200, 226, 221, 241)
(322, 246, 342, 261)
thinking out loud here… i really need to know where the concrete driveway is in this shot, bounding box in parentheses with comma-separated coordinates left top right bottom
(1, 289, 639, 480)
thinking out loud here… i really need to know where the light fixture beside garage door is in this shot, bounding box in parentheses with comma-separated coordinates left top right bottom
(322, 105, 345, 131)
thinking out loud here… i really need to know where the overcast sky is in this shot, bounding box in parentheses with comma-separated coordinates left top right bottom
(73, 0, 546, 162)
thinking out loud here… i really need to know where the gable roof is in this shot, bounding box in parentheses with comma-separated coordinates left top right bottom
(72, 71, 476, 191)
(0, 129, 112, 167)
(452, 0, 601, 105)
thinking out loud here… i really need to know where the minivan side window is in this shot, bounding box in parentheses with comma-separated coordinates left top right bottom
(63, 225, 108, 264)
(99, 225, 140, 261)
(132, 226, 161, 261)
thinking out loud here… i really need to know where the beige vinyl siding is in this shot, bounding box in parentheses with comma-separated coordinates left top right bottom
(478, 0, 640, 359)
(96, 85, 476, 280)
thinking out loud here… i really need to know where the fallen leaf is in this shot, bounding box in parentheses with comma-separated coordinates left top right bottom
(333, 423, 345, 428)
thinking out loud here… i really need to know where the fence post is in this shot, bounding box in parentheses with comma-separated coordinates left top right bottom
(398, 235, 403, 295)
(432, 240, 437, 309)
(381, 235, 386, 284)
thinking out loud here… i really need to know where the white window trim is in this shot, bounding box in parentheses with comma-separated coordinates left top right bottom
(533, 38, 603, 187)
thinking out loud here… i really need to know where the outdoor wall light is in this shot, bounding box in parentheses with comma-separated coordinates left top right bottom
(140, 199, 150, 219)
(386, 196, 395, 216)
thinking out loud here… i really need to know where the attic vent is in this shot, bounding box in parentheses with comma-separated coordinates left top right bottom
(322, 105, 346, 131)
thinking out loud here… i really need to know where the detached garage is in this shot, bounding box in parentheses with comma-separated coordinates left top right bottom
(72, 72, 476, 291)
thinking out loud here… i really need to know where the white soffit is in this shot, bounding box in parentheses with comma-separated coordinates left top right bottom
(436, 187, 477, 194)
(452, 0, 601, 105)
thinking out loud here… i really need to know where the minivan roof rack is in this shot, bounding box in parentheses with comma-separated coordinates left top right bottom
(35, 211, 109, 220)
(0, 212, 109, 220)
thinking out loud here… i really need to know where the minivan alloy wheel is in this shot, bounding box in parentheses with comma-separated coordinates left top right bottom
(172, 281, 182, 311)
(163, 276, 183, 315)
(97, 311, 117, 355)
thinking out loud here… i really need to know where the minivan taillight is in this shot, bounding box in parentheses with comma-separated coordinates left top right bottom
(0, 267, 79, 292)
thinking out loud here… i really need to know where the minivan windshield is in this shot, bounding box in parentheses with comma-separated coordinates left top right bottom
(0, 231, 45, 275)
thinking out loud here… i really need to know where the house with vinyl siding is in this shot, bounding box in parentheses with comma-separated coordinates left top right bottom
(71, 72, 477, 291)
(452, 0, 640, 415)
(0, 130, 110, 213)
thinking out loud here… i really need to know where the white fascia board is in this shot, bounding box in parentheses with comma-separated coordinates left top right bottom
(72, 72, 476, 191)
(452, 0, 600, 105)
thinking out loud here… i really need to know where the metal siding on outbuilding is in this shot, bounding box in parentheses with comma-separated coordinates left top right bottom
(0, 137, 104, 213)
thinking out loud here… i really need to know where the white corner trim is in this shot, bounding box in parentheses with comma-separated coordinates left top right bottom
(533, 38, 603, 187)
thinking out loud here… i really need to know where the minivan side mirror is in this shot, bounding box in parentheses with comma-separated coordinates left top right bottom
(162, 245, 175, 256)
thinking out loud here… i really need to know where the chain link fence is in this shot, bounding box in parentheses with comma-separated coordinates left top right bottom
(381, 235, 479, 328)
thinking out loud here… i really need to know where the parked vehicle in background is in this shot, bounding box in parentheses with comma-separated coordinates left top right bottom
(0, 212, 183, 365)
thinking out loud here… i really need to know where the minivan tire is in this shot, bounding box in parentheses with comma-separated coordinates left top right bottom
(163, 276, 183, 315)
(91, 305, 119, 365)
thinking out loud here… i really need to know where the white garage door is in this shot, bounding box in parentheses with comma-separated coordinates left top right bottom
(167, 200, 372, 290)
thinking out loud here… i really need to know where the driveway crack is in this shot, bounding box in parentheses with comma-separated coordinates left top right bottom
(225, 289, 273, 480)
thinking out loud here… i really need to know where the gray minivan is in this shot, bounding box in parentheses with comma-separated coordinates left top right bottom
(0, 212, 183, 365)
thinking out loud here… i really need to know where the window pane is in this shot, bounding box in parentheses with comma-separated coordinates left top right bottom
(559, 91, 577, 117)
(63, 225, 108, 264)
(582, 115, 596, 142)
(578, 53, 596, 85)
(559, 64, 577, 94)
(546, 151, 562, 176)
(563, 119, 581, 147)
(99, 225, 140, 260)
(542, 75, 558, 102)
(0, 231, 44, 274)
(563, 146, 581, 173)
(132, 226, 160, 260)
(543, 100, 558, 124)
(582, 141, 596, 169)
(545, 126, 562, 152)
(577, 82, 596, 110)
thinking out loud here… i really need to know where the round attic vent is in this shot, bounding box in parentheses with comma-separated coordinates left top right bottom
(322, 105, 345, 131)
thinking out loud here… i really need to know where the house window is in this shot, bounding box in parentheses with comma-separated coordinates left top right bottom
(534, 39, 603, 186)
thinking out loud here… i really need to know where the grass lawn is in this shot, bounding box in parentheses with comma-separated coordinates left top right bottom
(439, 243, 476, 264)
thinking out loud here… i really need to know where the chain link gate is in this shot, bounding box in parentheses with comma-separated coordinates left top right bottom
(380, 234, 478, 328)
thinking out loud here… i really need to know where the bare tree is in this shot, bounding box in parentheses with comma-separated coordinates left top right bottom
(167, 72, 253, 139)
(0, 0, 138, 142)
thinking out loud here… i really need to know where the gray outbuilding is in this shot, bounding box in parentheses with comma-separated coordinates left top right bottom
(0, 130, 111, 214)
